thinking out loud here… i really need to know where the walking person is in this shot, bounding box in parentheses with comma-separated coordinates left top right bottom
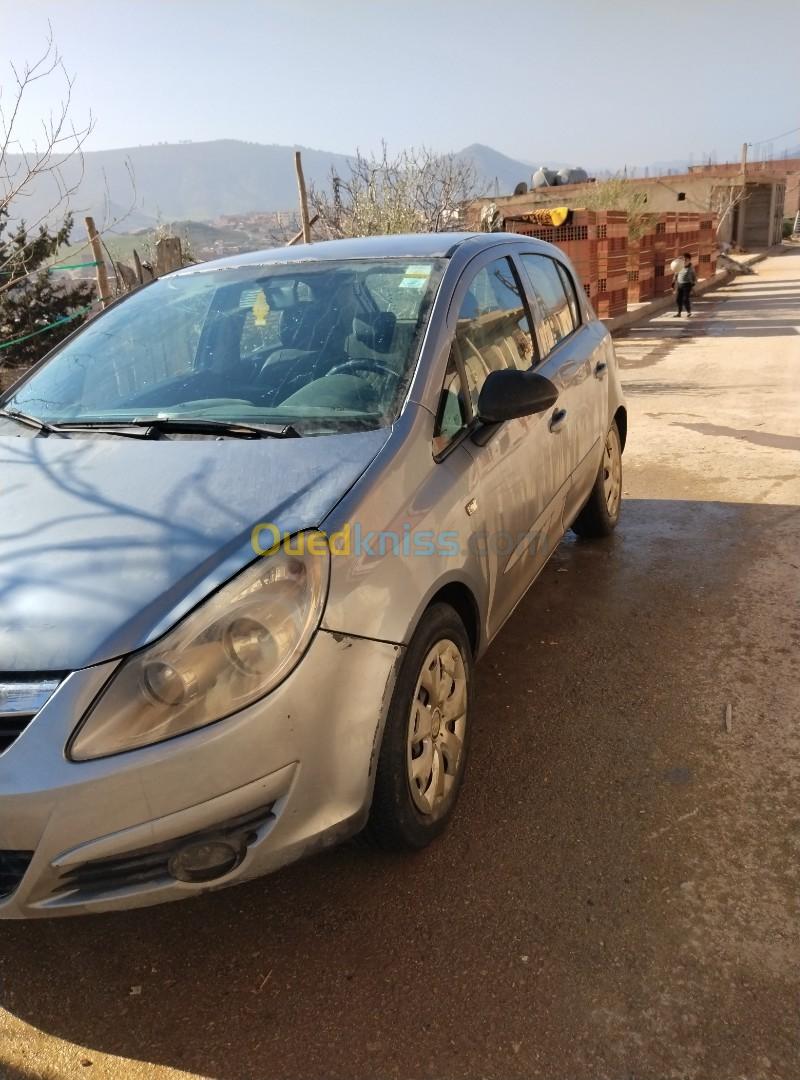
(673, 252, 697, 318)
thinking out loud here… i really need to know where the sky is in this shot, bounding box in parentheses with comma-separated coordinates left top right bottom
(4, 0, 800, 169)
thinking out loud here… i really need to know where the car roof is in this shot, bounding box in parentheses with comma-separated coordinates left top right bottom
(175, 231, 522, 273)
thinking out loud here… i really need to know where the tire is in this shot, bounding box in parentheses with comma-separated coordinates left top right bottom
(365, 603, 474, 851)
(571, 421, 623, 538)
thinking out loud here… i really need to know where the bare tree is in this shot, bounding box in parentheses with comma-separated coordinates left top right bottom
(0, 26, 137, 297)
(580, 177, 656, 240)
(0, 24, 93, 224)
(309, 143, 479, 239)
(709, 183, 746, 243)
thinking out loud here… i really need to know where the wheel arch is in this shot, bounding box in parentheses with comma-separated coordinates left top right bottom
(614, 405, 628, 451)
(425, 581, 481, 657)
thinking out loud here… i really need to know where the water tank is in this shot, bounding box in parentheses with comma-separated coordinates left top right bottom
(557, 167, 589, 186)
(532, 167, 558, 188)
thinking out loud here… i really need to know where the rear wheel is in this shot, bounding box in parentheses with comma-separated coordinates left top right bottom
(571, 421, 623, 538)
(365, 603, 473, 851)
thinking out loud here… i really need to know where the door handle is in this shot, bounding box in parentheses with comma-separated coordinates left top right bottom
(549, 408, 568, 433)
(594, 361, 608, 379)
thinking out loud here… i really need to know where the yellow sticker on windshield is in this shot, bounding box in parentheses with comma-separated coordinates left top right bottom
(399, 264, 432, 289)
(252, 289, 270, 326)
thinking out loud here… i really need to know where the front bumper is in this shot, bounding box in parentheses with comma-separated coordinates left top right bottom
(0, 630, 402, 918)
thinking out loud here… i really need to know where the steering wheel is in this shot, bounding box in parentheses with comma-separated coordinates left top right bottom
(325, 359, 398, 380)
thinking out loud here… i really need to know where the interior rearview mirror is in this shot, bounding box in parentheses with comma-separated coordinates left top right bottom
(476, 368, 559, 425)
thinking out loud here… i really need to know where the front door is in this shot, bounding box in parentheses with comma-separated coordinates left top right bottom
(435, 253, 570, 640)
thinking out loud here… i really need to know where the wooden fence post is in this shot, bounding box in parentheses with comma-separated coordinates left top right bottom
(286, 212, 320, 246)
(155, 236, 183, 276)
(84, 216, 111, 308)
(114, 261, 139, 290)
(294, 151, 312, 244)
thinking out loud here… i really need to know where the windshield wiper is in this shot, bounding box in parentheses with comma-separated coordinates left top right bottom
(49, 417, 302, 439)
(136, 417, 302, 439)
(0, 409, 302, 439)
(0, 410, 150, 438)
(0, 408, 57, 433)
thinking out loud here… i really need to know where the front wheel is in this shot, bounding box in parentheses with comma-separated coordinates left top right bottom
(571, 421, 623, 538)
(365, 603, 474, 851)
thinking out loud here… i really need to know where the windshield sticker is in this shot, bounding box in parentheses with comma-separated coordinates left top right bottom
(399, 265, 432, 290)
(252, 289, 270, 326)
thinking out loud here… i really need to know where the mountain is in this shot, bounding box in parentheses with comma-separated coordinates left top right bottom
(10, 137, 796, 233)
(5, 140, 354, 229)
(456, 143, 538, 194)
(5, 139, 539, 229)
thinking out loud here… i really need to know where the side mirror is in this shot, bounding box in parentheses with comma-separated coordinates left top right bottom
(476, 368, 559, 424)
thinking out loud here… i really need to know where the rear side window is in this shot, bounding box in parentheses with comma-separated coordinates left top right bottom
(238, 281, 312, 358)
(555, 262, 582, 330)
(519, 254, 577, 355)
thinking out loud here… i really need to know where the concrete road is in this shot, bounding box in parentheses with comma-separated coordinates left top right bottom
(1, 252, 799, 1080)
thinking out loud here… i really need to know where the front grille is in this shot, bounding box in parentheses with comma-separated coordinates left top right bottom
(0, 851, 33, 898)
(0, 677, 63, 754)
(57, 804, 275, 897)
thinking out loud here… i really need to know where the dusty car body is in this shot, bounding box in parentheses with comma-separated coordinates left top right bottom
(0, 232, 625, 917)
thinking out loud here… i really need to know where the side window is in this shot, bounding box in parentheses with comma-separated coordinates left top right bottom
(453, 257, 536, 412)
(434, 257, 536, 452)
(519, 254, 577, 355)
(555, 262, 582, 330)
(238, 281, 312, 360)
(433, 352, 469, 456)
(239, 287, 283, 358)
(80, 287, 212, 409)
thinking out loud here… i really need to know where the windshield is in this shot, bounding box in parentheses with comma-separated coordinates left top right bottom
(3, 257, 444, 435)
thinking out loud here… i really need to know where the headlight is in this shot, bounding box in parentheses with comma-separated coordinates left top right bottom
(69, 532, 330, 760)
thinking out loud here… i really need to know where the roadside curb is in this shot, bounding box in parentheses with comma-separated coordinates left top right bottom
(603, 244, 785, 336)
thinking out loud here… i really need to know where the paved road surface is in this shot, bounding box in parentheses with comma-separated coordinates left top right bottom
(2, 252, 799, 1080)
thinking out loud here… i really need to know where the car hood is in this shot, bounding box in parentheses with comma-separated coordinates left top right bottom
(0, 429, 389, 671)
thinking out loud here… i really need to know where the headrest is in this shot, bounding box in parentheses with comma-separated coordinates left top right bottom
(280, 302, 322, 350)
(352, 311, 397, 354)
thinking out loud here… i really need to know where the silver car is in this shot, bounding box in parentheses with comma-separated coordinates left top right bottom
(0, 232, 625, 917)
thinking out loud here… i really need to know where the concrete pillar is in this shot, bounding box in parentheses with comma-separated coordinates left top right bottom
(767, 184, 777, 245)
(736, 184, 747, 249)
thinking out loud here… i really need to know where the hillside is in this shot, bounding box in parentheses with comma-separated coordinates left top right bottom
(456, 144, 538, 194)
(57, 219, 256, 265)
(5, 140, 540, 230)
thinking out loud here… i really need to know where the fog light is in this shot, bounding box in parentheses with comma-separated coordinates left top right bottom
(168, 839, 244, 883)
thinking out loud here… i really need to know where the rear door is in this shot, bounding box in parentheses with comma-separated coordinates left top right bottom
(516, 252, 604, 523)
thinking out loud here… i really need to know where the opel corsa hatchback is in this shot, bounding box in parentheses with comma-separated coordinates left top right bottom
(0, 232, 626, 917)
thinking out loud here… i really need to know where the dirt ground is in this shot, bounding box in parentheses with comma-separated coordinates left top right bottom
(1, 251, 798, 1080)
